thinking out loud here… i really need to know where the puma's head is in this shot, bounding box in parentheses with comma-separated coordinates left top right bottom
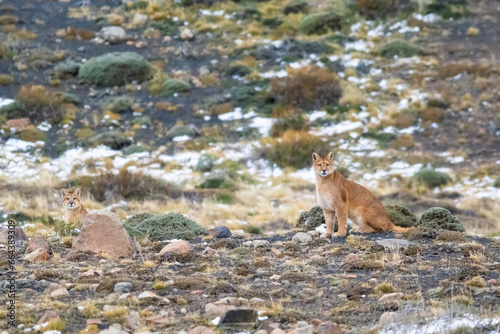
(312, 152, 334, 178)
(61, 188, 82, 210)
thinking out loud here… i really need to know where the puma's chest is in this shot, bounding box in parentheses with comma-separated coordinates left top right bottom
(316, 189, 337, 211)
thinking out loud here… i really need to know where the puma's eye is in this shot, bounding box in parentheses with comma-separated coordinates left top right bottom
(326, 164, 329, 166)
(318, 164, 322, 167)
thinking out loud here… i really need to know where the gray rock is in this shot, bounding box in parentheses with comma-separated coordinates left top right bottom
(292, 232, 312, 244)
(376, 239, 410, 249)
(114, 282, 134, 293)
(378, 311, 397, 328)
(219, 308, 257, 326)
(378, 293, 403, 309)
(101, 26, 126, 44)
(253, 240, 269, 248)
(132, 13, 148, 26)
(205, 226, 231, 238)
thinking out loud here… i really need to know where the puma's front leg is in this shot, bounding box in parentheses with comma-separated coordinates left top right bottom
(333, 205, 347, 237)
(320, 209, 336, 238)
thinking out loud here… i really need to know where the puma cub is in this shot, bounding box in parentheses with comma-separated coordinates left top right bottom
(312, 152, 408, 237)
(61, 188, 88, 225)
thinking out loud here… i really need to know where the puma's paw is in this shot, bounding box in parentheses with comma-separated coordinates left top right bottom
(320, 232, 332, 238)
(333, 231, 347, 237)
(350, 227, 361, 233)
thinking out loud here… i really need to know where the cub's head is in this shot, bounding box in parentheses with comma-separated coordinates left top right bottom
(312, 152, 334, 177)
(61, 188, 82, 210)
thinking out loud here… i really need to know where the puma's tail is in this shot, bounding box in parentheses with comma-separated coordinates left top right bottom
(388, 222, 409, 233)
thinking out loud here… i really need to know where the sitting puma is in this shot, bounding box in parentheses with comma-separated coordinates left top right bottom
(312, 152, 408, 237)
(61, 188, 88, 225)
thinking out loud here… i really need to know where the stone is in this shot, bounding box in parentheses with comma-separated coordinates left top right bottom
(101, 26, 127, 44)
(375, 239, 410, 249)
(297, 321, 309, 328)
(50, 288, 69, 300)
(114, 282, 134, 293)
(253, 240, 269, 248)
(159, 240, 194, 255)
(343, 253, 360, 264)
(292, 232, 312, 244)
(291, 325, 314, 334)
(38, 310, 59, 324)
(98, 324, 128, 334)
(219, 308, 257, 325)
(188, 326, 216, 334)
(70, 213, 134, 259)
(271, 329, 286, 334)
(205, 303, 237, 319)
(132, 13, 148, 26)
(26, 237, 49, 254)
(22, 248, 50, 262)
(6, 118, 30, 129)
(378, 312, 396, 328)
(180, 28, 194, 40)
(0, 226, 27, 244)
(378, 293, 403, 308)
(250, 297, 265, 305)
(205, 226, 231, 238)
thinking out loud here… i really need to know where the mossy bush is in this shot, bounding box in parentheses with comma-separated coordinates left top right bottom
(67, 169, 174, 202)
(385, 204, 418, 228)
(261, 130, 329, 169)
(150, 18, 178, 35)
(53, 61, 80, 79)
(196, 153, 216, 172)
(379, 40, 420, 58)
(89, 131, 132, 150)
(417, 207, 465, 232)
(296, 205, 350, 233)
(102, 97, 133, 113)
(270, 114, 309, 137)
(335, 167, 350, 178)
(196, 177, 234, 190)
(123, 212, 205, 241)
(162, 78, 191, 97)
(246, 226, 261, 234)
(355, 0, 416, 19)
(19, 125, 46, 142)
(270, 66, 341, 110)
(493, 177, 500, 188)
(166, 123, 195, 139)
(425, 0, 469, 19)
(412, 168, 451, 189)
(0, 74, 13, 85)
(226, 64, 252, 77)
(79, 52, 152, 87)
(16, 85, 64, 123)
(0, 102, 26, 120)
(75, 128, 95, 140)
(123, 144, 148, 155)
(284, 0, 308, 15)
(300, 11, 344, 35)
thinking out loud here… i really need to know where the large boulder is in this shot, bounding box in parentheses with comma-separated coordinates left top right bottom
(78, 52, 151, 87)
(100, 26, 127, 44)
(71, 213, 134, 258)
(159, 240, 194, 255)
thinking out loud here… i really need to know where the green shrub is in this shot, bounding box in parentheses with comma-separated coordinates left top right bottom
(296, 205, 350, 233)
(425, 0, 469, 19)
(16, 85, 64, 123)
(270, 114, 309, 137)
(270, 66, 341, 110)
(196, 178, 233, 190)
(102, 97, 133, 113)
(385, 204, 418, 228)
(335, 167, 350, 178)
(379, 40, 420, 58)
(19, 125, 46, 142)
(162, 78, 191, 97)
(226, 64, 252, 77)
(79, 52, 152, 87)
(217, 194, 234, 204)
(53, 219, 79, 236)
(300, 11, 344, 35)
(261, 130, 330, 169)
(123, 144, 148, 155)
(0, 102, 26, 120)
(123, 212, 205, 241)
(284, 0, 308, 15)
(355, 0, 416, 19)
(0, 74, 14, 85)
(417, 207, 465, 232)
(246, 226, 261, 234)
(166, 123, 195, 139)
(90, 131, 132, 150)
(363, 131, 397, 149)
(75, 128, 95, 140)
(412, 168, 451, 189)
(493, 177, 500, 188)
(53, 61, 80, 79)
(150, 18, 178, 35)
(196, 153, 215, 172)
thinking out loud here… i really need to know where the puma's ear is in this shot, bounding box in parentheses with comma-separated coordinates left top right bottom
(327, 151, 334, 161)
(312, 152, 320, 162)
(61, 189, 68, 197)
(74, 188, 81, 197)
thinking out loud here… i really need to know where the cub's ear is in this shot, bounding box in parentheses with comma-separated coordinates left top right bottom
(61, 189, 68, 197)
(327, 151, 334, 161)
(74, 188, 81, 197)
(312, 152, 320, 162)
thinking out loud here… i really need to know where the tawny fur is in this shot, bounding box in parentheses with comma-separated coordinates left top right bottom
(61, 188, 87, 225)
(312, 152, 408, 237)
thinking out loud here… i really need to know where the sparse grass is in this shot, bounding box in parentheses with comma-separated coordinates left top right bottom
(376, 282, 395, 294)
(16, 85, 64, 123)
(411, 168, 452, 189)
(465, 276, 486, 288)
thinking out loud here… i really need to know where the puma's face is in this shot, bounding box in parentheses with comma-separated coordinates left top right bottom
(312, 152, 335, 177)
(61, 188, 82, 210)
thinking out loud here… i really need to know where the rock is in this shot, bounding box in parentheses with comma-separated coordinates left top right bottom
(250, 297, 265, 305)
(292, 232, 312, 244)
(378, 312, 396, 328)
(22, 248, 50, 262)
(50, 288, 69, 300)
(188, 326, 216, 334)
(205, 297, 242, 319)
(132, 13, 148, 26)
(98, 324, 128, 334)
(378, 293, 403, 308)
(205, 226, 231, 238)
(219, 308, 257, 325)
(38, 310, 59, 324)
(291, 325, 314, 334)
(26, 237, 49, 254)
(271, 329, 286, 334)
(253, 240, 269, 248)
(0, 226, 27, 244)
(180, 28, 194, 40)
(297, 321, 309, 328)
(101, 26, 127, 44)
(159, 240, 194, 255)
(125, 311, 140, 329)
(70, 213, 134, 259)
(114, 282, 134, 293)
(6, 118, 30, 129)
(375, 239, 410, 249)
(343, 253, 360, 264)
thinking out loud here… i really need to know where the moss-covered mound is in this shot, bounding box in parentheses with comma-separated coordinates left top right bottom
(296, 206, 325, 230)
(102, 97, 133, 113)
(418, 207, 465, 232)
(385, 204, 418, 228)
(162, 78, 191, 96)
(412, 168, 452, 188)
(79, 52, 152, 87)
(123, 212, 205, 241)
(300, 11, 344, 35)
(379, 40, 420, 58)
(90, 131, 132, 150)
